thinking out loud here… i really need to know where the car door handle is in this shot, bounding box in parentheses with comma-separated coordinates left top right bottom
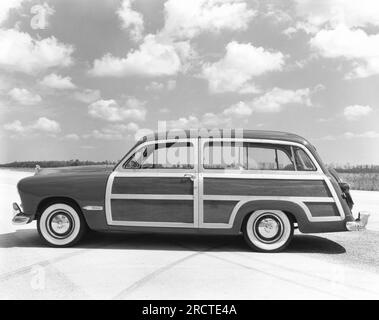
(183, 173, 195, 181)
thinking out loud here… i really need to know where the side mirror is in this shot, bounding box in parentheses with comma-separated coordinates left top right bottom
(129, 160, 141, 169)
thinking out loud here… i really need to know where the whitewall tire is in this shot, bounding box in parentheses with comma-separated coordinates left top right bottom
(37, 203, 86, 247)
(243, 210, 294, 252)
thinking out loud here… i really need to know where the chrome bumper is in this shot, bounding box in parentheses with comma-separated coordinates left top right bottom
(346, 212, 370, 231)
(12, 202, 31, 225)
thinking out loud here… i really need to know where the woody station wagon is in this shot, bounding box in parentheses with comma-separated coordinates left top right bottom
(12, 130, 369, 252)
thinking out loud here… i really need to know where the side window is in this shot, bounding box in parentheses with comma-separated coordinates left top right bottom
(203, 141, 295, 171)
(203, 142, 246, 169)
(124, 142, 194, 169)
(277, 149, 295, 170)
(294, 147, 316, 171)
(246, 144, 294, 171)
(247, 147, 276, 170)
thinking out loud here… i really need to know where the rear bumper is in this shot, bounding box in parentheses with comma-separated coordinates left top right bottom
(12, 202, 32, 225)
(346, 212, 369, 231)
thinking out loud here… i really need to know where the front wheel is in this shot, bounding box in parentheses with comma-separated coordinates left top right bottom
(37, 203, 87, 247)
(243, 210, 294, 252)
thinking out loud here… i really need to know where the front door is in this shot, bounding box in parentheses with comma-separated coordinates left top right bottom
(105, 138, 199, 228)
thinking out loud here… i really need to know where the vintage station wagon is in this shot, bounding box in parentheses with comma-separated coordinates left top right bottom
(12, 129, 369, 252)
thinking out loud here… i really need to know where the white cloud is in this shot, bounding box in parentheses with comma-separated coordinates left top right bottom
(3, 119, 24, 133)
(221, 87, 312, 117)
(201, 41, 284, 93)
(39, 73, 76, 89)
(8, 87, 42, 105)
(311, 26, 379, 78)
(161, 0, 255, 40)
(90, 34, 181, 77)
(32, 117, 61, 133)
(0, 28, 74, 74)
(88, 98, 146, 122)
(293, 0, 379, 30)
(0, 0, 24, 25)
(167, 87, 313, 130)
(290, 1, 379, 77)
(4, 117, 61, 136)
(73, 89, 101, 103)
(85, 123, 139, 140)
(117, 0, 144, 41)
(344, 105, 372, 120)
(250, 87, 312, 112)
(222, 101, 252, 117)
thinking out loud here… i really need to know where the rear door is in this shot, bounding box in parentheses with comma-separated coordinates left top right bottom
(105, 138, 199, 228)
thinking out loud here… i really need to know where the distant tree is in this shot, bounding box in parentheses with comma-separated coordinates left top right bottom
(0, 160, 117, 168)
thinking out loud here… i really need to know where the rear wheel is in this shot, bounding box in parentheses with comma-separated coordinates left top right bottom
(243, 210, 294, 252)
(37, 203, 86, 247)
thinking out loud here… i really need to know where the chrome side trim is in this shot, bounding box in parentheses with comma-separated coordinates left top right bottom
(107, 221, 196, 228)
(111, 194, 193, 200)
(83, 205, 103, 211)
(203, 195, 334, 202)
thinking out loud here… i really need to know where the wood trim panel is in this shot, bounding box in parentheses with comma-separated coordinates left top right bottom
(305, 202, 340, 217)
(203, 200, 238, 223)
(112, 177, 193, 195)
(204, 178, 331, 197)
(111, 199, 194, 222)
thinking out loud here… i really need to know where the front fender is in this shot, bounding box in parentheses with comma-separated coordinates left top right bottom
(17, 171, 110, 223)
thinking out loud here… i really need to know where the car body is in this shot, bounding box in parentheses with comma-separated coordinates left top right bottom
(12, 129, 369, 251)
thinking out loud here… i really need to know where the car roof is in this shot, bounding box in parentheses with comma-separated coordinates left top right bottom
(137, 129, 312, 146)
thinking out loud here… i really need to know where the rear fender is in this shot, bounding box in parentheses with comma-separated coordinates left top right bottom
(232, 199, 348, 233)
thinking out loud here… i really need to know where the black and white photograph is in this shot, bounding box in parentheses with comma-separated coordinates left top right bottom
(0, 0, 379, 303)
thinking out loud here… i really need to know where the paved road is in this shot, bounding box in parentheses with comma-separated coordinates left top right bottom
(1, 169, 379, 299)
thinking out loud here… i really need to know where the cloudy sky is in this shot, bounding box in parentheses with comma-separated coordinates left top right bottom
(0, 0, 379, 164)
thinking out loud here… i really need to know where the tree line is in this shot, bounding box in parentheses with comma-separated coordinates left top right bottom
(328, 163, 379, 173)
(0, 160, 117, 168)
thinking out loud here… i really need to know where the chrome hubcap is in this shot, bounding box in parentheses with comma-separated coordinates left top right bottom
(51, 214, 71, 234)
(257, 218, 280, 239)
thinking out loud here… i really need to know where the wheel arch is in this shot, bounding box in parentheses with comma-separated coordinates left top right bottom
(233, 199, 309, 233)
(36, 196, 84, 221)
